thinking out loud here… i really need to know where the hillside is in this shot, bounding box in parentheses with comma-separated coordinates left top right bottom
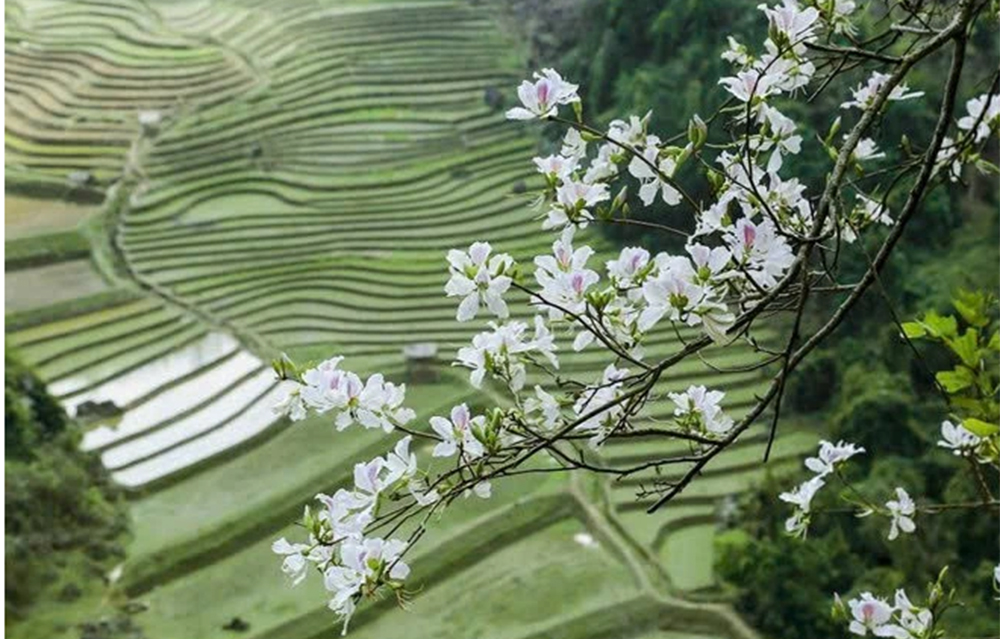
(4, 1, 813, 637)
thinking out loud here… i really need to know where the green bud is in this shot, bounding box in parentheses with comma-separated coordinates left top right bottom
(611, 186, 628, 213)
(824, 116, 842, 146)
(663, 145, 685, 158)
(572, 100, 583, 124)
(707, 170, 725, 193)
(830, 593, 848, 621)
(688, 114, 708, 150)
(675, 144, 692, 169)
(900, 134, 913, 157)
(640, 110, 653, 130)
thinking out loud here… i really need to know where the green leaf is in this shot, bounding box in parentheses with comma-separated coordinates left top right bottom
(988, 330, 999, 353)
(950, 397, 984, 414)
(920, 311, 958, 339)
(963, 418, 999, 437)
(937, 366, 975, 393)
(948, 329, 980, 368)
(953, 289, 990, 328)
(901, 321, 926, 339)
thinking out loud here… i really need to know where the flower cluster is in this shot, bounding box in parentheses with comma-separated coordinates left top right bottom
(843, 589, 933, 638)
(272, 436, 421, 633)
(275, 357, 415, 432)
(505, 68, 579, 120)
(269, 0, 999, 631)
(668, 385, 735, 436)
(445, 242, 515, 322)
(780, 439, 864, 537)
(937, 419, 985, 458)
(573, 364, 630, 448)
(455, 318, 557, 391)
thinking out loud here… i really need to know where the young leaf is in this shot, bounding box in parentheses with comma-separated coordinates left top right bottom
(949, 329, 980, 369)
(936, 366, 975, 393)
(962, 417, 999, 437)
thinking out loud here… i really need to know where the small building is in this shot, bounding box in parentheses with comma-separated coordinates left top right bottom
(138, 110, 162, 136)
(403, 342, 439, 383)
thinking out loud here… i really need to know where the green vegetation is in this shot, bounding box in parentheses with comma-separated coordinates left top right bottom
(6, 231, 92, 269)
(716, 292, 999, 638)
(5, 351, 129, 620)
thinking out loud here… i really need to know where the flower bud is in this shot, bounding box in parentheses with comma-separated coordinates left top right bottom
(824, 116, 841, 146)
(610, 186, 629, 213)
(688, 114, 708, 150)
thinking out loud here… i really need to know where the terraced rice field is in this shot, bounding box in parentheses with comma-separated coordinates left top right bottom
(5, 1, 816, 638)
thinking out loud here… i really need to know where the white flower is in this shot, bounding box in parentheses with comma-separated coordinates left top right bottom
(957, 93, 1000, 142)
(756, 41, 815, 94)
(573, 532, 599, 548)
(453, 321, 543, 391)
(341, 374, 412, 432)
(780, 475, 825, 511)
(534, 226, 595, 279)
(934, 137, 963, 182)
(852, 137, 886, 162)
(687, 243, 731, 283)
(506, 68, 579, 120)
(534, 154, 578, 180)
(408, 478, 440, 506)
(724, 218, 795, 289)
(300, 357, 352, 413)
(847, 592, 894, 636)
(606, 246, 652, 293)
(445, 241, 514, 322)
(430, 404, 486, 459)
(885, 487, 916, 541)
(893, 589, 933, 637)
(759, 104, 803, 172)
(561, 128, 587, 160)
(721, 36, 752, 67)
(628, 146, 681, 206)
(317, 490, 373, 540)
(545, 179, 610, 230)
(937, 419, 982, 455)
(384, 436, 417, 485)
(779, 475, 825, 537)
(273, 388, 307, 422)
(272, 537, 310, 586)
(668, 385, 734, 435)
(719, 69, 777, 103)
(583, 142, 620, 183)
(325, 537, 410, 634)
(352, 458, 390, 509)
(638, 267, 705, 331)
(297, 361, 413, 433)
(758, 1, 820, 46)
(525, 385, 561, 430)
(608, 113, 650, 147)
(573, 364, 629, 448)
(841, 71, 924, 110)
(804, 440, 865, 477)
(536, 268, 600, 321)
(827, 0, 858, 34)
(530, 315, 559, 368)
(472, 481, 492, 499)
(855, 194, 893, 227)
